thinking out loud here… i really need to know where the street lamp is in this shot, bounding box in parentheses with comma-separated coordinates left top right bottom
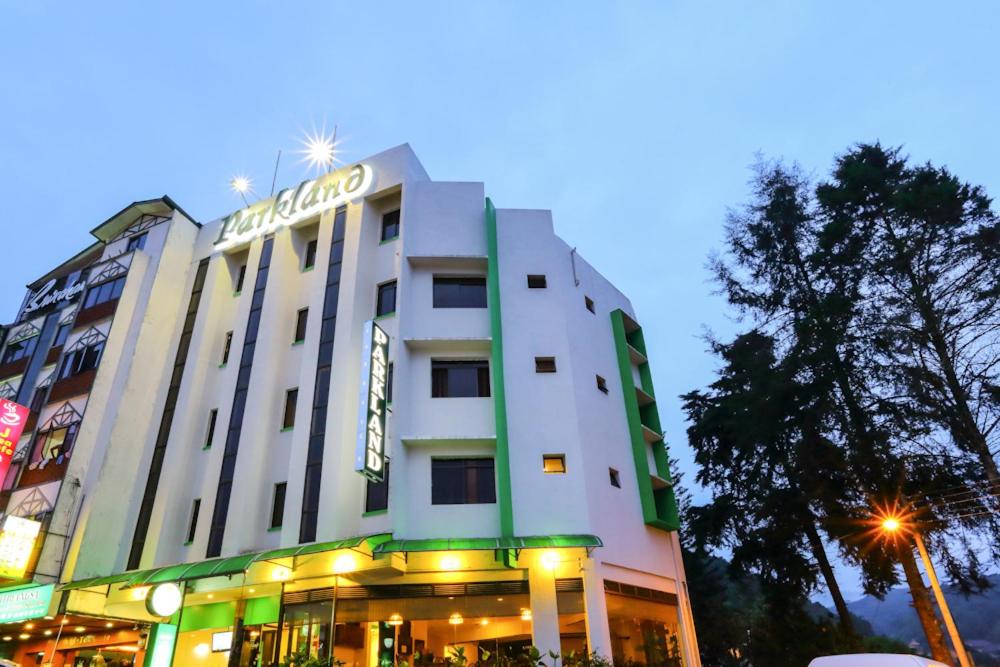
(879, 514, 972, 667)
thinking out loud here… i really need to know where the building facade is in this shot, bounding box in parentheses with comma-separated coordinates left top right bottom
(0, 144, 699, 667)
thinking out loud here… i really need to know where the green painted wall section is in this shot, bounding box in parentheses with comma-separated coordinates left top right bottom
(485, 198, 515, 539)
(610, 309, 680, 531)
(179, 601, 236, 632)
(245, 595, 281, 625)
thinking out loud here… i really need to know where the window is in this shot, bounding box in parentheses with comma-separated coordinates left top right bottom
(527, 274, 547, 288)
(381, 210, 400, 242)
(204, 409, 218, 448)
(235, 264, 247, 293)
(596, 375, 608, 394)
(609, 468, 621, 488)
(433, 276, 487, 308)
(535, 357, 557, 373)
(82, 276, 126, 309)
(221, 331, 233, 365)
(365, 460, 390, 513)
(186, 499, 201, 543)
(294, 308, 308, 343)
(29, 387, 47, 414)
(543, 454, 566, 474)
(431, 360, 490, 398)
(1, 336, 38, 365)
(58, 341, 104, 379)
(386, 362, 394, 404)
(35, 424, 78, 462)
(376, 281, 397, 317)
(585, 296, 595, 313)
(303, 239, 318, 270)
(126, 233, 147, 252)
(431, 458, 496, 505)
(52, 324, 71, 348)
(282, 389, 298, 429)
(270, 482, 287, 529)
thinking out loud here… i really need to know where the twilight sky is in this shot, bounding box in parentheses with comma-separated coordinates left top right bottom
(1, 1, 996, 600)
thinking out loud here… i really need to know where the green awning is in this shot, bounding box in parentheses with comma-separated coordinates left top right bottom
(60, 534, 389, 591)
(371, 534, 602, 554)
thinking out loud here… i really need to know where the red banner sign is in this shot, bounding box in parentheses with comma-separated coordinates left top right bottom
(0, 399, 30, 484)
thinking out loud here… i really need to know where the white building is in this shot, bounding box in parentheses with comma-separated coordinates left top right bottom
(0, 144, 699, 667)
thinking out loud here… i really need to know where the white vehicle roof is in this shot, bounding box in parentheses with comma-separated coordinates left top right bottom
(808, 655, 949, 667)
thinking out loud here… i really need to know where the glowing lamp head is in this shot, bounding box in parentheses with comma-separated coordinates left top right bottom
(388, 613, 404, 627)
(520, 609, 532, 621)
(333, 553, 357, 574)
(230, 175, 252, 194)
(540, 550, 559, 570)
(194, 643, 211, 657)
(448, 613, 463, 625)
(439, 555, 461, 571)
(271, 567, 291, 582)
(146, 583, 183, 617)
(299, 130, 337, 173)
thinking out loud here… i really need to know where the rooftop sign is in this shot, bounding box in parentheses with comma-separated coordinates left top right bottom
(23, 278, 85, 315)
(213, 163, 374, 251)
(355, 320, 389, 482)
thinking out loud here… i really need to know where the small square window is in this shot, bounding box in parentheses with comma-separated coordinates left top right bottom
(381, 210, 401, 242)
(126, 233, 147, 252)
(609, 468, 621, 488)
(596, 375, 608, 394)
(527, 274, 547, 289)
(294, 308, 308, 343)
(585, 296, 595, 313)
(543, 455, 566, 474)
(376, 281, 397, 317)
(535, 357, 557, 373)
(303, 239, 318, 270)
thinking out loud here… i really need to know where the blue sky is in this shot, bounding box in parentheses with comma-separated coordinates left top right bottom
(1, 2, 996, 600)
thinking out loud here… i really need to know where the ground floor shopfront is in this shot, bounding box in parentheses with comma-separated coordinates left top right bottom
(59, 536, 696, 667)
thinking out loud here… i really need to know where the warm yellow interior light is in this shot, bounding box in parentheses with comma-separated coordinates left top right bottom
(448, 613, 463, 625)
(440, 555, 461, 571)
(333, 553, 357, 574)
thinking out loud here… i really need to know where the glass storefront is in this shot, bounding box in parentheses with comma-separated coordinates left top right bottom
(605, 586, 685, 667)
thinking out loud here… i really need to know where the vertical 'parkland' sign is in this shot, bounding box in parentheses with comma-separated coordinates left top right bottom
(355, 320, 389, 482)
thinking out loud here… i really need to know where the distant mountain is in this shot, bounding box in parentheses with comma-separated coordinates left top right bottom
(844, 574, 1000, 664)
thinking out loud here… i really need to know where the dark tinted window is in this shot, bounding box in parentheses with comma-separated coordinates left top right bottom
(205, 409, 218, 448)
(294, 308, 308, 343)
(271, 482, 287, 528)
(431, 360, 490, 398)
(365, 460, 390, 513)
(381, 210, 400, 241)
(376, 281, 397, 317)
(585, 296, 595, 313)
(303, 240, 318, 270)
(58, 342, 104, 379)
(433, 277, 487, 308)
(126, 233, 147, 252)
(596, 375, 608, 393)
(535, 357, 557, 373)
(527, 275, 547, 288)
(222, 331, 233, 364)
(2, 336, 38, 364)
(235, 265, 247, 293)
(386, 363, 394, 404)
(82, 277, 126, 309)
(282, 389, 298, 429)
(52, 324, 71, 348)
(186, 499, 201, 543)
(610, 468, 621, 488)
(432, 458, 496, 505)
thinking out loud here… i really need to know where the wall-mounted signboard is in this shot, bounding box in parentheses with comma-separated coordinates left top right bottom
(0, 583, 54, 622)
(355, 320, 389, 482)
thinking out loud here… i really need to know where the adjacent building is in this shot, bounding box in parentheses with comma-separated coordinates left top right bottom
(0, 144, 699, 667)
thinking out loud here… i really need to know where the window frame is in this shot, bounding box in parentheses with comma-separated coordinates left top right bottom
(527, 274, 547, 289)
(293, 308, 309, 344)
(543, 454, 567, 474)
(303, 239, 318, 271)
(270, 482, 287, 529)
(186, 498, 201, 544)
(221, 331, 233, 365)
(431, 457, 497, 505)
(376, 280, 398, 318)
(380, 209, 401, 242)
(596, 375, 609, 394)
(235, 264, 247, 293)
(82, 276, 126, 310)
(126, 233, 148, 252)
(432, 276, 487, 309)
(431, 359, 491, 398)
(282, 388, 298, 430)
(535, 357, 557, 373)
(609, 468, 621, 488)
(204, 409, 218, 449)
(1, 336, 38, 364)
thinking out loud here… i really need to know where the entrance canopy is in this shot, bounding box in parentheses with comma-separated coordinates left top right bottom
(60, 534, 390, 590)
(372, 534, 602, 554)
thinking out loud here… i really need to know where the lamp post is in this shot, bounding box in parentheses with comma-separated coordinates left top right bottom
(880, 517, 972, 667)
